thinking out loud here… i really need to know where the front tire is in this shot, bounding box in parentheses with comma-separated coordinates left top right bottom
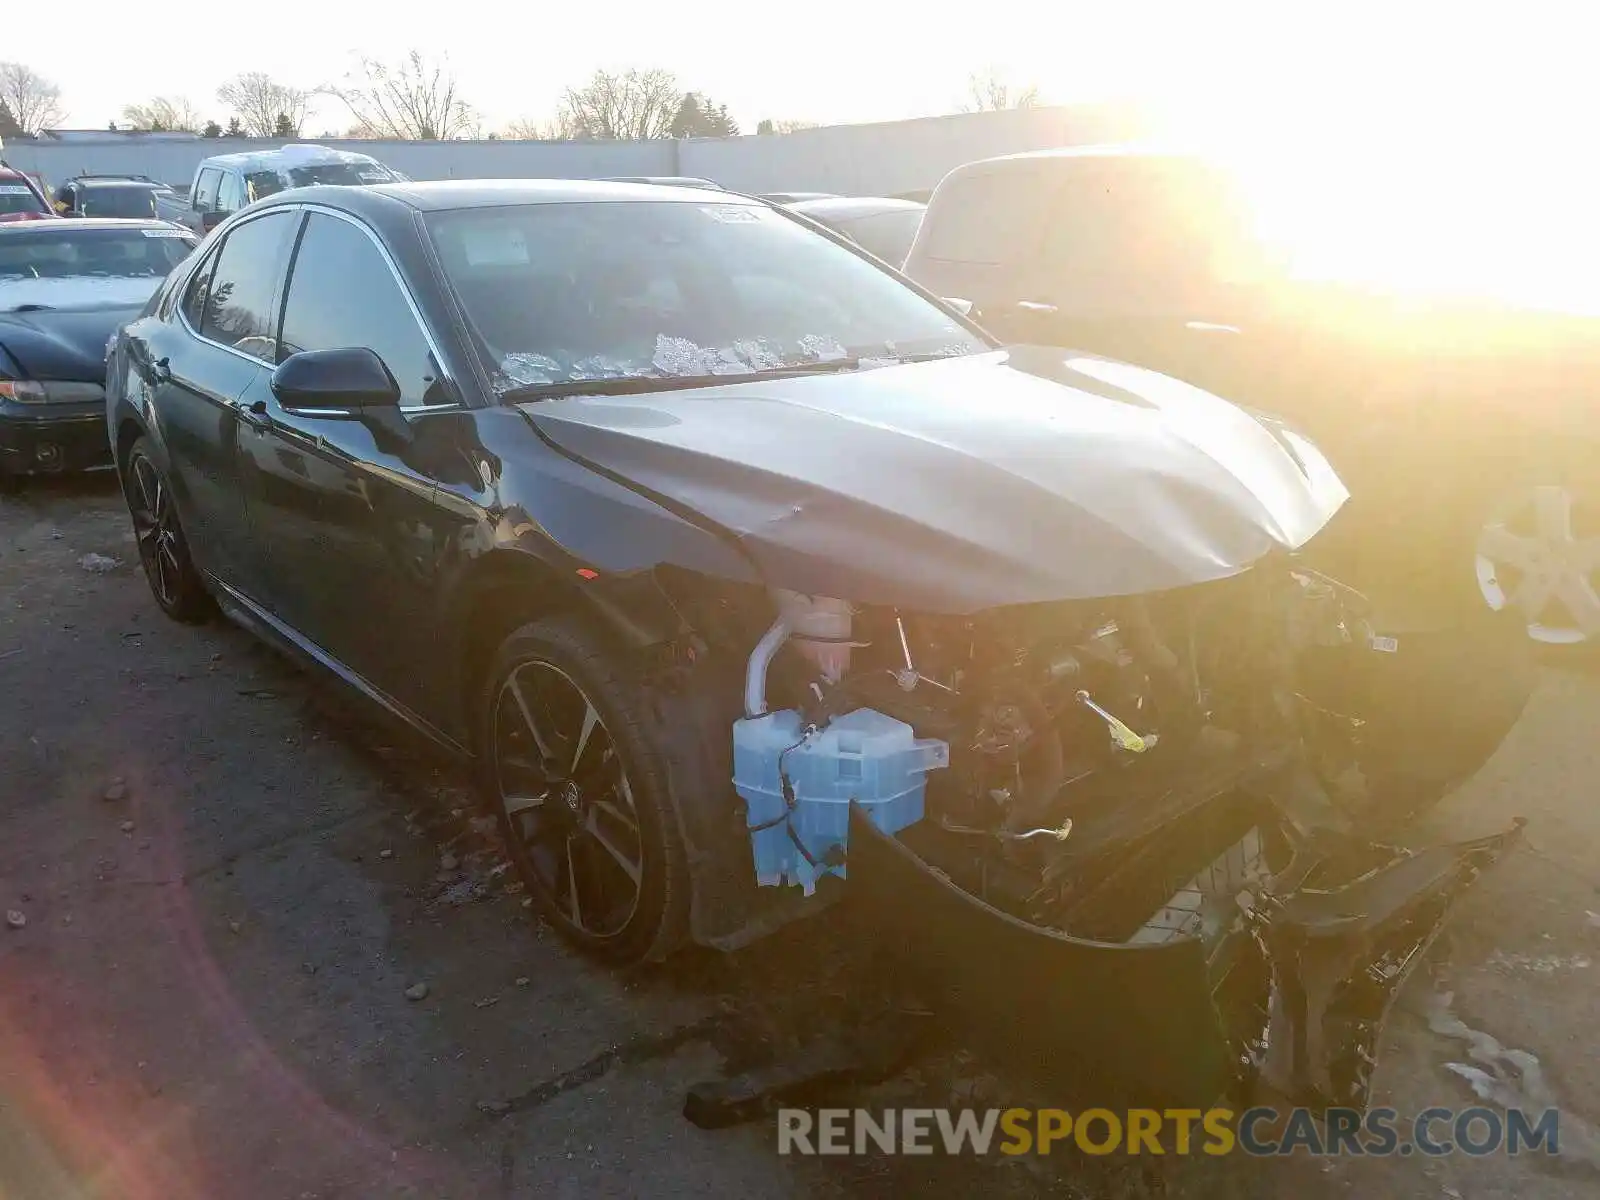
(123, 438, 212, 623)
(478, 614, 690, 964)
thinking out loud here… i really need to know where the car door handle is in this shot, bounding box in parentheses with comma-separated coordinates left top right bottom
(1016, 300, 1059, 314)
(239, 398, 272, 431)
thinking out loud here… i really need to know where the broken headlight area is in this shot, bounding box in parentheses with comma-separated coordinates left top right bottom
(723, 564, 1526, 1112)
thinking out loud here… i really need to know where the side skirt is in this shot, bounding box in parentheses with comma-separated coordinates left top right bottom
(206, 573, 468, 760)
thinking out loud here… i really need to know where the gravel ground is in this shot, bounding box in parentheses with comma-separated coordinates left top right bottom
(2, 474, 1597, 1199)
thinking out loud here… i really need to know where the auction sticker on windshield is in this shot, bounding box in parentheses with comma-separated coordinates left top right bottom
(141, 228, 191, 238)
(459, 223, 530, 267)
(700, 206, 762, 223)
(0, 185, 32, 195)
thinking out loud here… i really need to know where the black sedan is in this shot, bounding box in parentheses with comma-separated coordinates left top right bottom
(107, 180, 1527, 1111)
(784, 196, 926, 268)
(1, 218, 197, 484)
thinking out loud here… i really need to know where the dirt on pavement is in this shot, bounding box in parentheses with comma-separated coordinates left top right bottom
(2, 474, 1598, 1200)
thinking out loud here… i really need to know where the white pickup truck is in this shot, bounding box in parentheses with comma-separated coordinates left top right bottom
(170, 144, 407, 236)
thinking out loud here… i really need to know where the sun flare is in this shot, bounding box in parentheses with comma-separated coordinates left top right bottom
(1075, 1, 1600, 315)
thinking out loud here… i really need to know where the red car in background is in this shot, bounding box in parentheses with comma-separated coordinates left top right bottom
(0, 164, 55, 224)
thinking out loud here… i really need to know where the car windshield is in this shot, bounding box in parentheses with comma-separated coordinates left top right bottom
(0, 182, 48, 216)
(78, 186, 160, 219)
(0, 226, 196, 280)
(425, 200, 986, 396)
(1039, 160, 1283, 309)
(245, 161, 405, 201)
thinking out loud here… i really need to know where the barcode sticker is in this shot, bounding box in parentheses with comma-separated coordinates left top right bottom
(1369, 635, 1400, 654)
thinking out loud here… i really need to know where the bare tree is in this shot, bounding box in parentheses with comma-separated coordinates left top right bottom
(120, 96, 205, 133)
(556, 68, 682, 140)
(503, 116, 559, 140)
(757, 117, 819, 135)
(0, 62, 67, 135)
(960, 67, 1040, 112)
(325, 52, 475, 140)
(216, 72, 310, 138)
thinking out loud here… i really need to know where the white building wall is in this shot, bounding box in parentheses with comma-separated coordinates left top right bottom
(0, 136, 679, 190)
(682, 103, 1146, 195)
(2, 103, 1148, 196)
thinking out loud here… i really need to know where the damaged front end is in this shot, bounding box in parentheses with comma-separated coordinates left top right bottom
(516, 349, 1532, 1112)
(721, 564, 1528, 1113)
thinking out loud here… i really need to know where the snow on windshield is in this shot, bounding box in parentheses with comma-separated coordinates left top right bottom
(492, 333, 968, 394)
(426, 200, 984, 396)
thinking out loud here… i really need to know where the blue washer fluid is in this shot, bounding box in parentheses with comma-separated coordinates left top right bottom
(732, 708, 949, 895)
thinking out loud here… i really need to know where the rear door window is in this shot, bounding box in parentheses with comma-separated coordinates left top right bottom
(193, 168, 222, 213)
(197, 210, 298, 361)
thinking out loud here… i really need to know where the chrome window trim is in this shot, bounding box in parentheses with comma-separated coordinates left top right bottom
(173, 202, 462, 413)
(288, 203, 462, 413)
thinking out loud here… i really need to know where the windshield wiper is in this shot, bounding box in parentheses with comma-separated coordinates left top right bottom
(498, 352, 956, 403)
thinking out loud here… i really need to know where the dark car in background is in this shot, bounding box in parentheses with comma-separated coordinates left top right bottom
(105, 179, 1527, 1113)
(904, 146, 1600, 654)
(53, 175, 174, 220)
(785, 196, 926, 267)
(600, 175, 723, 190)
(0, 218, 197, 485)
(759, 191, 837, 204)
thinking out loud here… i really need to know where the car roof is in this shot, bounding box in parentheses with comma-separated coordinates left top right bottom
(951, 143, 1202, 178)
(786, 197, 926, 221)
(196, 144, 386, 173)
(290, 177, 752, 213)
(75, 178, 163, 188)
(0, 217, 191, 234)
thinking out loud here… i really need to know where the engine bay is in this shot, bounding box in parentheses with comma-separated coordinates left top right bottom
(737, 562, 1382, 936)
(710, 561, 1525, 1110)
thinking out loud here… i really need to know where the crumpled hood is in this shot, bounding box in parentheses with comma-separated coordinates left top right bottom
(522, 347, 1349, 612)
(0, 277, 156, 381)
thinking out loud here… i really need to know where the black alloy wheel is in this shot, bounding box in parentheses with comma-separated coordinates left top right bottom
(124, 438, 212, 622)
(482, 615, 689, 963)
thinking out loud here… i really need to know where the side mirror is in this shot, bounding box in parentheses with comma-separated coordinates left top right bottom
(200, 210, 225, 232)
(943, 296, 975, 317)
(271, 347, 401, 413)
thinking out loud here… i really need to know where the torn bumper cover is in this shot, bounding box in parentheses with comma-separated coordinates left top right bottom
(847, 803, 1523, 1113)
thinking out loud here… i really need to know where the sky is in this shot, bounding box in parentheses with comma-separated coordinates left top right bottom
(8, 0, 1597, 139)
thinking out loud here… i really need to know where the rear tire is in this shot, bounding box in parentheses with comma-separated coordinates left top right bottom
(122, 438, 212, 623)
(477, 614, 690, 964)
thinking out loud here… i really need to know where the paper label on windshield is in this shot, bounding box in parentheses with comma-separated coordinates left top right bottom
(141, 227, 190, 238)
(699, 205, 761, 223)
(0, 184, 32, 195)
(356, 169, 391, 183)
(458, 222, 530, 267)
